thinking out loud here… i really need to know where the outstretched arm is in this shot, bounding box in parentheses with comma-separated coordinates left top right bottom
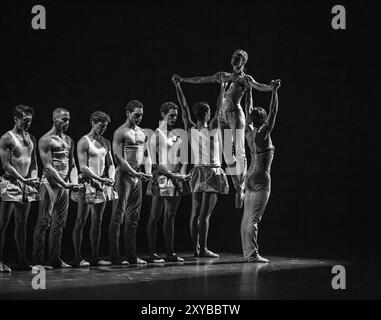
(172, 74, 195, 130)
(180, 71, 229, 84)
(266, 80, 281, 137)
(246, 75, 273, 92)
(244, 87, 254, 132)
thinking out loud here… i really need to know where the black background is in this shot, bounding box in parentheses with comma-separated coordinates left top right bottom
(0, 0, 379, 263)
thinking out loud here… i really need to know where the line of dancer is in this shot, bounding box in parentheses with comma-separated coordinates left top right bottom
(0, 50, 281, 273)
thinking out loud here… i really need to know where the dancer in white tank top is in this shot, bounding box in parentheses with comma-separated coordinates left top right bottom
(72, 111, 116, 267)
(0, 105, 39, 272)
(172, 75, 229, 258)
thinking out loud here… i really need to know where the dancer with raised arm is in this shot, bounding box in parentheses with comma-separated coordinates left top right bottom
(172, 74, 229, 258)
(72, 111, 117, 267)
(32, 108, 79, 269)
(109, 100, 152, 265)
(242, 79, 280, 263)
(177, 50, 277, 208)
(0, 105, 39, 272)
(146, 101, 190, 263)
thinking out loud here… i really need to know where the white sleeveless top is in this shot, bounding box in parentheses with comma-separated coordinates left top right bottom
(190, 126, 221, 167)
(84, 135, 107, 177)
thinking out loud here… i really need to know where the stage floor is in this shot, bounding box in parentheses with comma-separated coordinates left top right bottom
(0, 253, 378, 299)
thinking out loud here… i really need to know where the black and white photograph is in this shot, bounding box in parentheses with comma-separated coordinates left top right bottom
(0, 0, 379, 309)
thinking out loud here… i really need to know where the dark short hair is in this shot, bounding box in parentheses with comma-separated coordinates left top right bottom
(53, 107, 70, 118)
(90, 111, 111, 124)
(251, 107, 267, 123)
(13, 105, 34, 118)
(192, 102, 210, 121)
(125, 100, 144, 113)
(160, 102, 178, 117)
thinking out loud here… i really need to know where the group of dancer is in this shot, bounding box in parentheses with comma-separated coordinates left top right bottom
(0, 50, 281, 273)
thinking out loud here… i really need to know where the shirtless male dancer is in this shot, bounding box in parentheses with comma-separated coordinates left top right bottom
(0, 105, 39, 272)
(109, 100, 152, 265)
(172, 75, 229, 258)
(146, 101, 189, 263)
(32, 108, 79, 269)
(72, 111, 116, 267)
(242, 79, 280, 263)
(177, 50, 277, 208)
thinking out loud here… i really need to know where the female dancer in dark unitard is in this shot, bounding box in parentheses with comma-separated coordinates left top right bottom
(241, 79, 280, 262)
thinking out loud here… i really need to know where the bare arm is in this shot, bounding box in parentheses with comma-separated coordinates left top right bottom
(0, 134, 29, 182)
(245, 87, 254, 132)
(246, 75, 273, 92)
(29, 135, 38, 180)
(39, 136, 70, 188)
(105, 139, 116, 181)
(69, 138, 78, 184)
(172, 75, 195, 130)
(181, 72, 229, 84)
(144, 140, 152, 176)
(265, 80, 281, 137)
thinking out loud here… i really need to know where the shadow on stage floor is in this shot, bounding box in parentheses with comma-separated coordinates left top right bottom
(0, 253, 379, 299)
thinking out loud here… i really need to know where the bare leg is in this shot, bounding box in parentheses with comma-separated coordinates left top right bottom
(198, 192, 218, 256)
(190, 192, 202, 256)
(146, 196, 164, 256)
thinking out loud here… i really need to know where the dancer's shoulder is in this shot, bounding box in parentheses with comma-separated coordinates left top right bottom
(215, 71, 231, 83)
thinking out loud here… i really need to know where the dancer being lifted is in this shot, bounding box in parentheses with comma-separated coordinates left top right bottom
(72, 111, 117, 267)
(109, 100, 152, 265)
(172, 74, 229, 258)
(242, 79, 280, 263)
(177, 50, 277, 208)
(0, 105, 40, 272)
(32, 108, 79, 269)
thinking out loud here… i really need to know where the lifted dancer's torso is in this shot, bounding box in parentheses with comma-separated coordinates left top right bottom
(219, 73, 249, 112)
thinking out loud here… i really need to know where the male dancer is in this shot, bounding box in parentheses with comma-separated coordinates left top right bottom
(0, 105, 39, 272)
(109, 100, 152, 265)
(177, 50, 277, 208)
(32, 108, 79, 269)
(172, 75, 229, 258)
(146, 101, 189, 263)
(72, 111, 116, 267)
(242, 79, 280, 262)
